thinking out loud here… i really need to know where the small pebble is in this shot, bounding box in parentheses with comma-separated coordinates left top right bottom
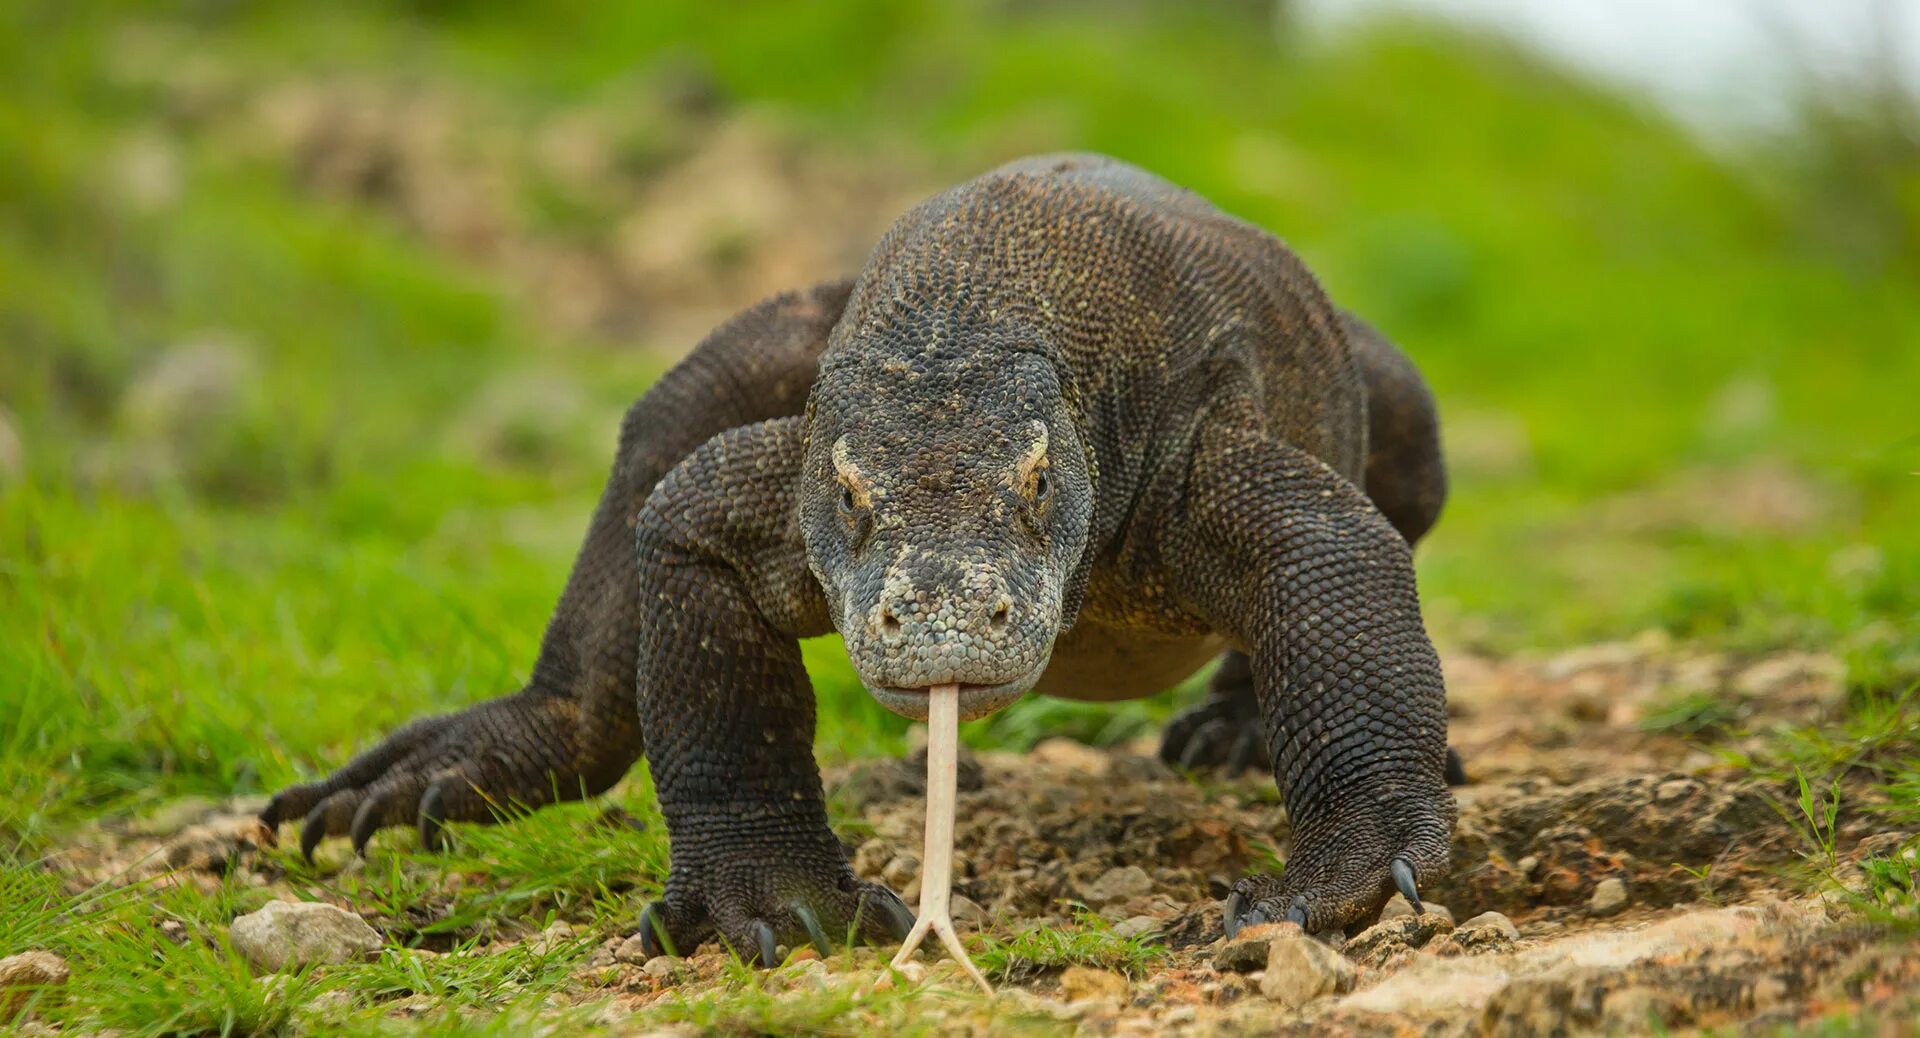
(1212, 924, 1286, 972)
(1459, 911, 1520, 941)
(228, 900, 382, 973)
(951, 894, 988, 926)
(613, 933, 652, 965)
(1086, 865, 1154, 906)
(1260, 926, 1354, 1008)
(1590, 877, 1630, 916)
(1112, 915, 1160, 940)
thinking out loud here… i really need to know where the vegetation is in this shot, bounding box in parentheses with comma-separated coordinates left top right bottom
(2, 1, 1915, 1033)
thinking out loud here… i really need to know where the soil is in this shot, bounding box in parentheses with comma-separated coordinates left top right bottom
(45, 639, 1920, 1035)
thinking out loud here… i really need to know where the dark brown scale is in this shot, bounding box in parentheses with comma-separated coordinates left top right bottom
(262, 153, 1457, 953)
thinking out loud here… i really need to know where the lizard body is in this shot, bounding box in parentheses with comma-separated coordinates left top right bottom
(263, 152, 1455, 957)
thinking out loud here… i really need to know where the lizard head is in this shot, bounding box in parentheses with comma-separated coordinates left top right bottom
(800, 332, 1093, 722)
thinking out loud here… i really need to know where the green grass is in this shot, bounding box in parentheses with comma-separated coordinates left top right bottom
(1706, 683, 1920, 928)
(5, 0, 1914, 833)
(975, 913, 1168, 984)
(3, 0, 1920, 1032)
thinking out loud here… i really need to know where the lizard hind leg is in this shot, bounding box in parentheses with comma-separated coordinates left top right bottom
(1159, 652, 1471, 785)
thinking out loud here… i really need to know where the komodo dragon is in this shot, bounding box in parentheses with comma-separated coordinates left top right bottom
(261, 152, 1457, 962)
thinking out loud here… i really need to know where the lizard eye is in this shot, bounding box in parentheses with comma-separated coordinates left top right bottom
(1033, 470, 1051, 502)
(839, 486, 858, 514)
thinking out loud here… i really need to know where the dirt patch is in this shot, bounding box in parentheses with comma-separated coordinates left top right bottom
(107, 36, 933, 350)
(41, 643, 1920, 1034)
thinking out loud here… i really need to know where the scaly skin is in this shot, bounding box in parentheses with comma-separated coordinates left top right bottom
(264, 153, 1457, 956)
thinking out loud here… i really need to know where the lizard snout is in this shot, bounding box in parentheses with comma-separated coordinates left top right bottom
(849, 552, 1055, 721)
(870, 580, 1015, 644)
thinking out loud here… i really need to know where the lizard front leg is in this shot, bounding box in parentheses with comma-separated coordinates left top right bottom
(260, 281, 851, 858)
(630, 417, 912, 963)
(1157, 427, 1455, 935)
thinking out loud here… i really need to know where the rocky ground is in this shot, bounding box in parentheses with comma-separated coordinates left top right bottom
(20, 638, 1917, 1036)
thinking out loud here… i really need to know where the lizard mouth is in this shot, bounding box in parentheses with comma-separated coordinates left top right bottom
(868, 671, 1039, 721)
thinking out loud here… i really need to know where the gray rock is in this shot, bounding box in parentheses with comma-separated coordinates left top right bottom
(1085, 865, 1153, 906)
(1454, 911, 1521, 953)
(1212, 927, 1280, 973)
(1260, 927, 1354, 1008)
(1589, 877, 1630, 917)
(1112, 915, 1160, 940)
(1460, 911, 1520, 941)
(614, 932, 653, 965)
(229, 900, 382, 972)
(951, 893, 988, 926)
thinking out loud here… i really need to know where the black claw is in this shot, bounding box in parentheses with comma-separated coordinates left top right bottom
(260, 799, 282, 830)
(1158, 715, 1201, 767)
(1390, 857, 1423, 915)
(637, 902, 669, 959)
(349, 799, 381, 857)
(792, 903, 833, 954)
(1223, 890, 1247, 937)
(1178, 719, 1230, 771)
(418, 781, 448, 853)
(299, 803, 328, 862)
(866, 889, 915, 942)
(1444, 748, 1469, 787)
(1284, 903, 1307, 928)
(1225, 731, 1262, 775)
(752, 920, 779, 968)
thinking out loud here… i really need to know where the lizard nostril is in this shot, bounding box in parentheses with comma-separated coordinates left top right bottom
(988, 597, 1012, 629)
(878, 603, 904, 637)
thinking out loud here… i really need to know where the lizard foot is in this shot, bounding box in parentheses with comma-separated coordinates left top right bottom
(262, 691, 628, 860)
(633, 864, 913, 965)
(1159, 694, 1266, 774)
(1223, 799, 1451, 936)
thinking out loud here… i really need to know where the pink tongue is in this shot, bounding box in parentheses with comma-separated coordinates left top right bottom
(888, 684, 993, 994)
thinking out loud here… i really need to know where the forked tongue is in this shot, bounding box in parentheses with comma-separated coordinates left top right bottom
(888, 683, 993, 994)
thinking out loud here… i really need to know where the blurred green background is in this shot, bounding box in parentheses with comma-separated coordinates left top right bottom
(3, 0, 1917, 840)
